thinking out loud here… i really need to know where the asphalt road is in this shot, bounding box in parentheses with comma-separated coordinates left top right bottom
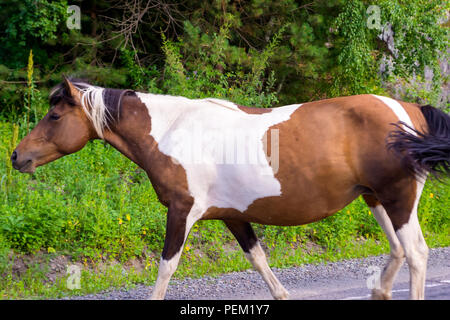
(72, 246, 450, 300)
(288, 268, 450, 300)
(195, 247, 450, 300)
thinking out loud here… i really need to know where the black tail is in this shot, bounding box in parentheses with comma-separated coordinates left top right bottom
(387, 105, 450, 179)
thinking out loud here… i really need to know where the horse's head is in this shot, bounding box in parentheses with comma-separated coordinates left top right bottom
(11, 77, 97, 173)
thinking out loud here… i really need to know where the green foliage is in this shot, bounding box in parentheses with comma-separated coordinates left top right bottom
(158, 21, 281, 107)
(119, 48, 159, 91)
(332, 0, 381, 95)
(332, 0, 449, 105)
(0, 137, 167, 260)
(0, 0, 68, 68)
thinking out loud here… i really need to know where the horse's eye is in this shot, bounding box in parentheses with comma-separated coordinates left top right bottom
(49, 113, 60, 121)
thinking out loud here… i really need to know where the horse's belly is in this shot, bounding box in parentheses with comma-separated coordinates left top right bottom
(202, 176, 359, 226)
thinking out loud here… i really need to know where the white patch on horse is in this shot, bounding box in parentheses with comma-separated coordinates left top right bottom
(245, 242, 289, 300)
(371, 95, 415, 135)
(396, 180, 428, 298)
(136, 93, 302, 213)
(151, 255, 181, 299)
(395, 177, 428, 299)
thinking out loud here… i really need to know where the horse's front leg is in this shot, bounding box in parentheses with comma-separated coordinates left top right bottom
(151, 201, 200, 300)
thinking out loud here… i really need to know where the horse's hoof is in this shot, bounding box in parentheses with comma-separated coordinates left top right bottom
(273, 288, 290, 300)
(371, 288, 392, 300)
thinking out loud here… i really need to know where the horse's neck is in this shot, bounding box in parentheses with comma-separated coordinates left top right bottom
(102, 93, 178, 174)
(102, 127, 144, 167)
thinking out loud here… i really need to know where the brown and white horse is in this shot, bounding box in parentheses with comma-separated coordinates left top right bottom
(11, 77, 450, 300)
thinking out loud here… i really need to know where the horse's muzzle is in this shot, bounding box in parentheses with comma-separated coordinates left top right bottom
(11, 150, 35, 173)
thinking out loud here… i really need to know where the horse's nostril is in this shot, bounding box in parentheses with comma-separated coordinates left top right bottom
(11, 150, 17, 162)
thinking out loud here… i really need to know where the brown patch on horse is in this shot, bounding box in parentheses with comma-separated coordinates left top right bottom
(223, 220, 258, 253)
(399, 101, 429, 134)
(362, 194, 381, 208)
(237, 105, 272, 114)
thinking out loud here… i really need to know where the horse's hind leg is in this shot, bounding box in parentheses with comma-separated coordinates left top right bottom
(373, 177, 429, 300)
(224, 220, 289, 300)
(384, 179, 428, 299)
(363, 195, 405, 300)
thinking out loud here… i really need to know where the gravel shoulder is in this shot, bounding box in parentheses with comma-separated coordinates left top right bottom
(68, 246, 450, 300)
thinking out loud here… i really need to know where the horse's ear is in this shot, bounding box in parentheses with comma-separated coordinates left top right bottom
(62, 75, 81, 102)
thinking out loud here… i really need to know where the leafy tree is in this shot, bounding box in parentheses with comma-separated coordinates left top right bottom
(332, 0, 448, 107)
(0, 0, 448, 119)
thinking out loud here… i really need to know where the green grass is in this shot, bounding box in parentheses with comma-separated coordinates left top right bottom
(0, 121, 449, 299)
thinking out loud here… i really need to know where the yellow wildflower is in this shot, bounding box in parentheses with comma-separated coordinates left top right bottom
(126, 214, 131, 221)
(429, 193, 434, 199)
(118, 218, 123, 225)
